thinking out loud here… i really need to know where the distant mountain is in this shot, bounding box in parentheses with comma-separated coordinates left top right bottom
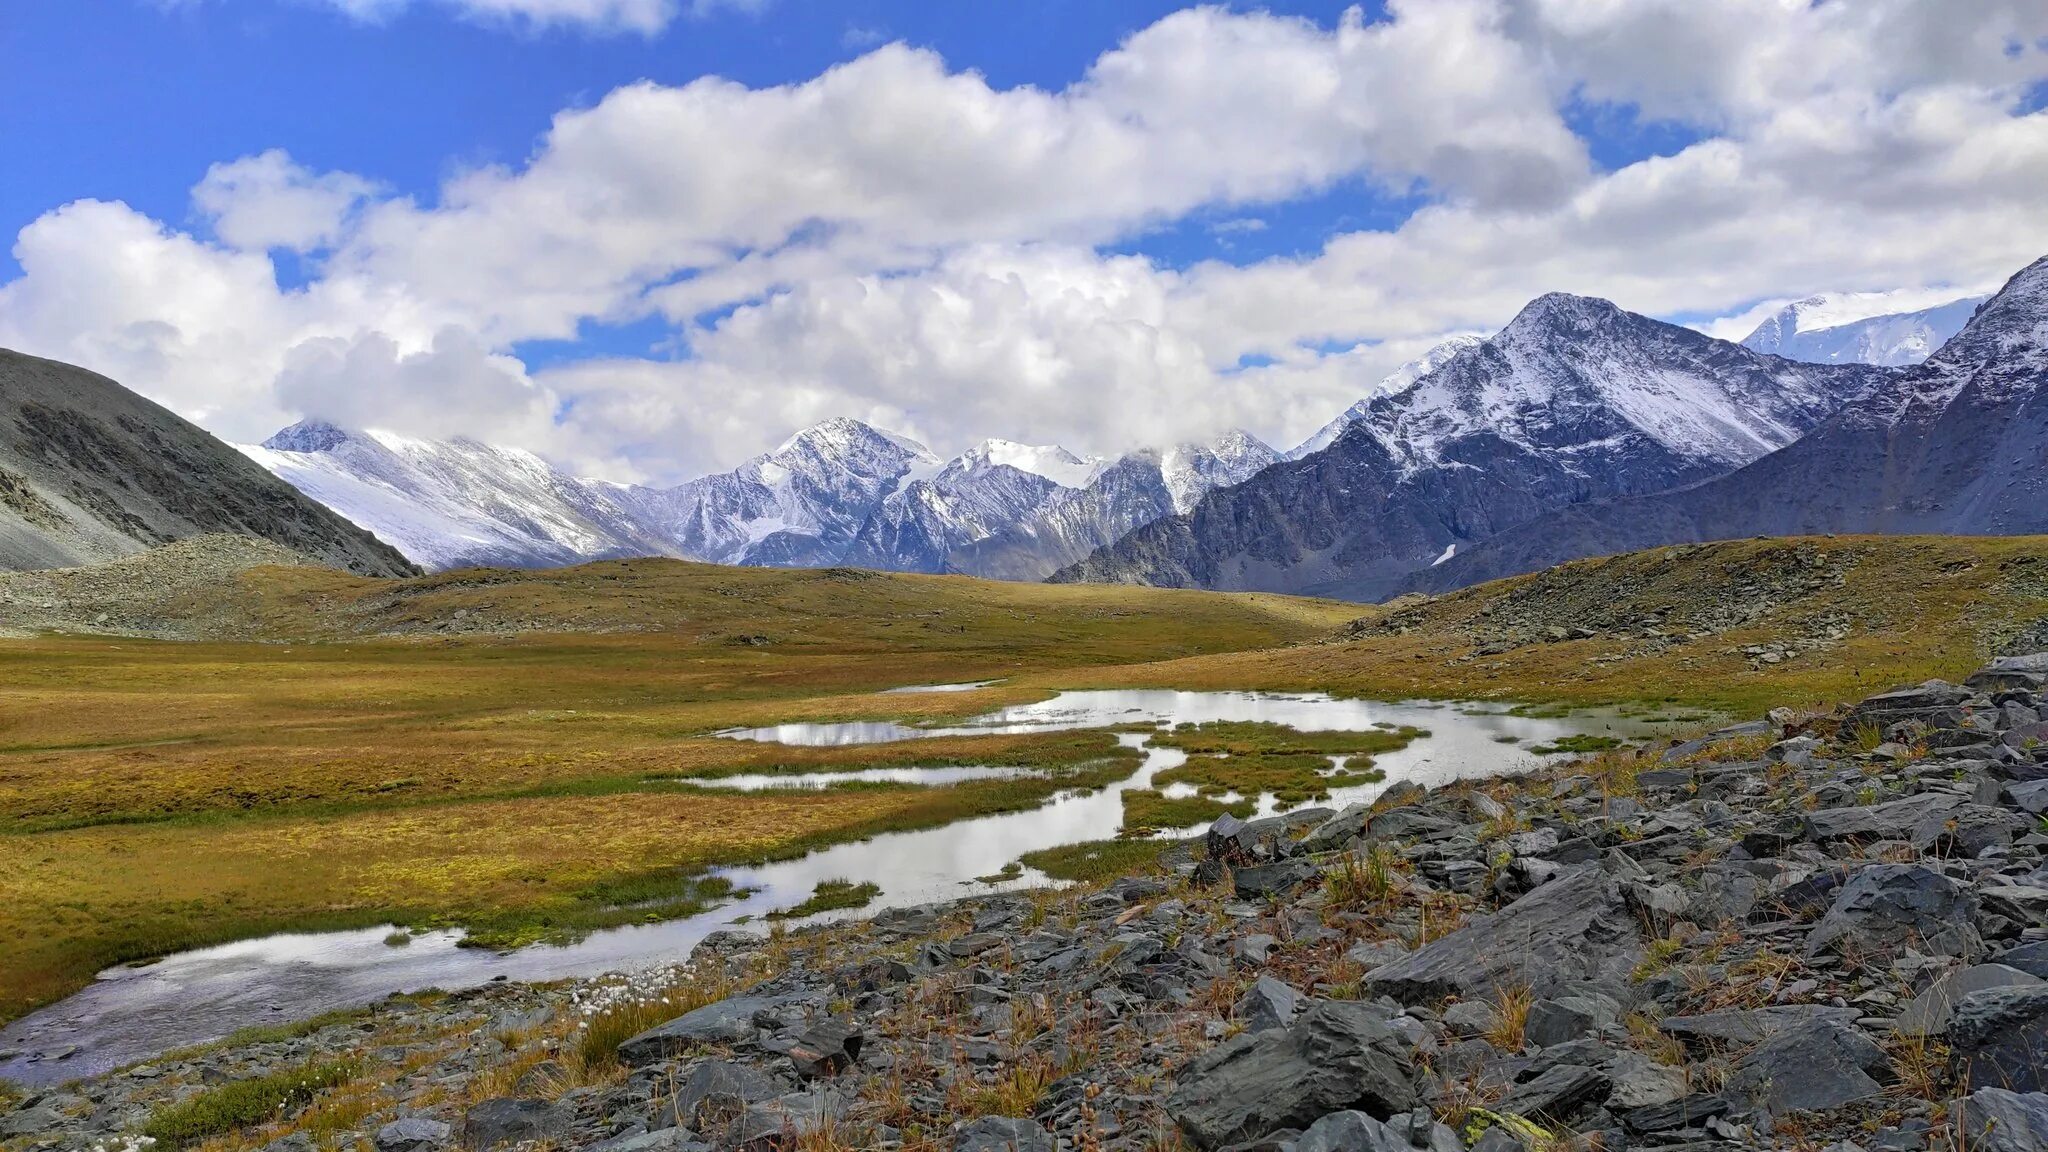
(616, 418, 942, 568)
(1408, 254, 2048, 594)
(1741, 291, 1985, 367)
(1286, 335, 1486, 459)
(0, 349, 414, 577)
(243, 410, 1277, 578)
(242, 422, 672, 570)
(1053, 293, 1886, 600)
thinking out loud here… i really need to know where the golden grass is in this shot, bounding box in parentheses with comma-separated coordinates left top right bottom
(1062, 535, 2048, 716)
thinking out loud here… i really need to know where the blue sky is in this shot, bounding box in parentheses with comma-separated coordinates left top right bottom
(1, 1, 2044, 481)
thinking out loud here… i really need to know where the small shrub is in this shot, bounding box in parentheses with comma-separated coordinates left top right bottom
(768, 878, 881, 921)
(1484, 984, 1534, 1051)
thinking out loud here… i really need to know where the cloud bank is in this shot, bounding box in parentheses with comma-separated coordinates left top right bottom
(5, 0, 2046, 482)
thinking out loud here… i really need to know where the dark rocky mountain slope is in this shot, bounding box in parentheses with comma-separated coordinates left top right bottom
(0, 349, 415, 576)
(1055, 294, 1883, 600)
(1408, 255, 2048, 594)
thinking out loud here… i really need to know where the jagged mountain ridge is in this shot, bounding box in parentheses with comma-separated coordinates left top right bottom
(1285, 335, 1487, 460)
(1407, 255, 2048, 594)
(245, 423, 672, 571)
(1741, 291, 1986, 367)
(0, 349, 415, 577)
(244, 413, 1278, 577)
(1052, 293, 1888, 600)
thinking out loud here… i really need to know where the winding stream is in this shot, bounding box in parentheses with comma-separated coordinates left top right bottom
(0, 690, 1673, 1083)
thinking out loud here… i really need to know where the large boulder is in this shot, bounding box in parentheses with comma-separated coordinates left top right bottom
(1847, 680, 1972, 731)
(1802, 793, 1965, 845)
(1291, 1110, 1412, 1152)
(1722, 1016, 1889, 1117)
(1960, 1088, 2048, 1152)
(1366, 868, 1638, 1001)
(1895, 965, 2044, 1038)
(461, 1099, 570, 1149)
(1166, 1001, 1419, 1151)
(1950, 987, 2048, 1093)
(1804, 864, 1984, 962)
(615, 992, 817, 1065)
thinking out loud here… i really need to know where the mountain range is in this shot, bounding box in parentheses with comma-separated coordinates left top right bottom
(241, 416, 1280, 578)
(1739, 290, 1985, 367)
(1404, 257, 2047, 593)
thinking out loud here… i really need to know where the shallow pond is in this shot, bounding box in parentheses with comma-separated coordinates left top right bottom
(0, 690, 1674, 1083)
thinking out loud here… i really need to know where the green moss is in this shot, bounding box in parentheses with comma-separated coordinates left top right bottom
(457, 872, 740, 950)
(141, 1058, 359, 1146)
(1148, 721, 1424, 757)
(768, 878, 881, 920)
(1154, 753, 1386, 807)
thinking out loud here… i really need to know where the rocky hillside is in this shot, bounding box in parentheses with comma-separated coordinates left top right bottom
(1054, 293, 1883, 601)
(0, 350, 414, 577)
(1407, 256, 2048, 596)
(16, 651, 2048, 1152)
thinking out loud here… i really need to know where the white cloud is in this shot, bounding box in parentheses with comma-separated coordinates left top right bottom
(312, 0, 764, 35)
(193, 150, 380, 253)
(8, 1, 2048, 482)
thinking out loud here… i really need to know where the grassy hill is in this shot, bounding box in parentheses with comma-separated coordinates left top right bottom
(1073, 535, 2048, 714)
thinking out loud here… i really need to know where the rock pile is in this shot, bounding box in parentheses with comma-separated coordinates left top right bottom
(10, 654, 2048, 1151)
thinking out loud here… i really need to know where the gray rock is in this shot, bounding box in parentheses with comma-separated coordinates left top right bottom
(1497, 1063, 1610, 1123)
(1960, 1088, 2048, 1152)
(1167, 1000, 1419, 1150)
(1525, 997, 1607, 1048)
(1301, 804, 1372, 853)
(1291, 1110, 1410, 1152)
(1235, 976, 1305, 1033)
(1894, 964, 2044, 1038)
(1725, 1016, 1889, 1116)
(615, 992, 813, 1065)
(2000, 941, 2048, 980)
(1950, 986, 2048, 1093)
(1804, 864, 1984, 962)
(787, 1019, 862, 1079)
(666, 1061, 790, 1133)
(375, 1118, 453, 1152)
(1621, 1093, 1730, 1136)
(1659, 1004, 1862, 1050)
(1234, 860, 1318, 900)
(588, 1129, 713, 1152)
(461, 1098, 570, 1149)
(954, 1116, 1056, 1152)
(2008, 780, 2048, 816)
(1913, 803, 2024, 858)
(1803, 793, 1965, 845)
(1367, 867, 1638, 1001)
(1442, 1000, 1501, 1037)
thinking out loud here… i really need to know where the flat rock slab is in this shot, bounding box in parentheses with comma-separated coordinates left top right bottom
(1725, 1017, 1889, 1117)
(617, 992, 818, 1066)
(1896, 964, 2044, 1038)
(1960, 1088, 2048, 1152)
(954, 1116, 1055, 1152)
(1659, 1005, 1861, 1051)
(1366, 868, 1637, 1002)
(462, 1098, 570, 1150)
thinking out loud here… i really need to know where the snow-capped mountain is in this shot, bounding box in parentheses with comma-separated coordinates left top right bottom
(1055, 292, 1885, 600)
(244, 413, 1281, 577)
(1286, 335, 1486, 459)
(1409, 255, 2048, 594)
(616, 418, 942, 568)
(1741, 291, 1985, 367)
(241, 422, 669, 570)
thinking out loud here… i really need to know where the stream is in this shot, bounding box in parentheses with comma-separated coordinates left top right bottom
(0, 690, 1678, 1083)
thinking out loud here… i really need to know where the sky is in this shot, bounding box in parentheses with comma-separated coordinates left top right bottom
(3, 1, 2047, 485)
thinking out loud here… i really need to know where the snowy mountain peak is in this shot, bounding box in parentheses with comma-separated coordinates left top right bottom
(1159, 430, 1279, 513)
(261, 419, 356, 454)
(1741, 289, 1987, 368)
(1287, 334, 1487, 460)
(954, 439, 1101, 489)
(1499, 292, 1629, 342)
(773, 417, 936, 467)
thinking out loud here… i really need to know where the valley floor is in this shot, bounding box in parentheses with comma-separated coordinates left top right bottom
(0, 533, 2042, 1076)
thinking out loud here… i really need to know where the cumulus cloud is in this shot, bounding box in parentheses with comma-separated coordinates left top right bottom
(7, 1, 2048, 481)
